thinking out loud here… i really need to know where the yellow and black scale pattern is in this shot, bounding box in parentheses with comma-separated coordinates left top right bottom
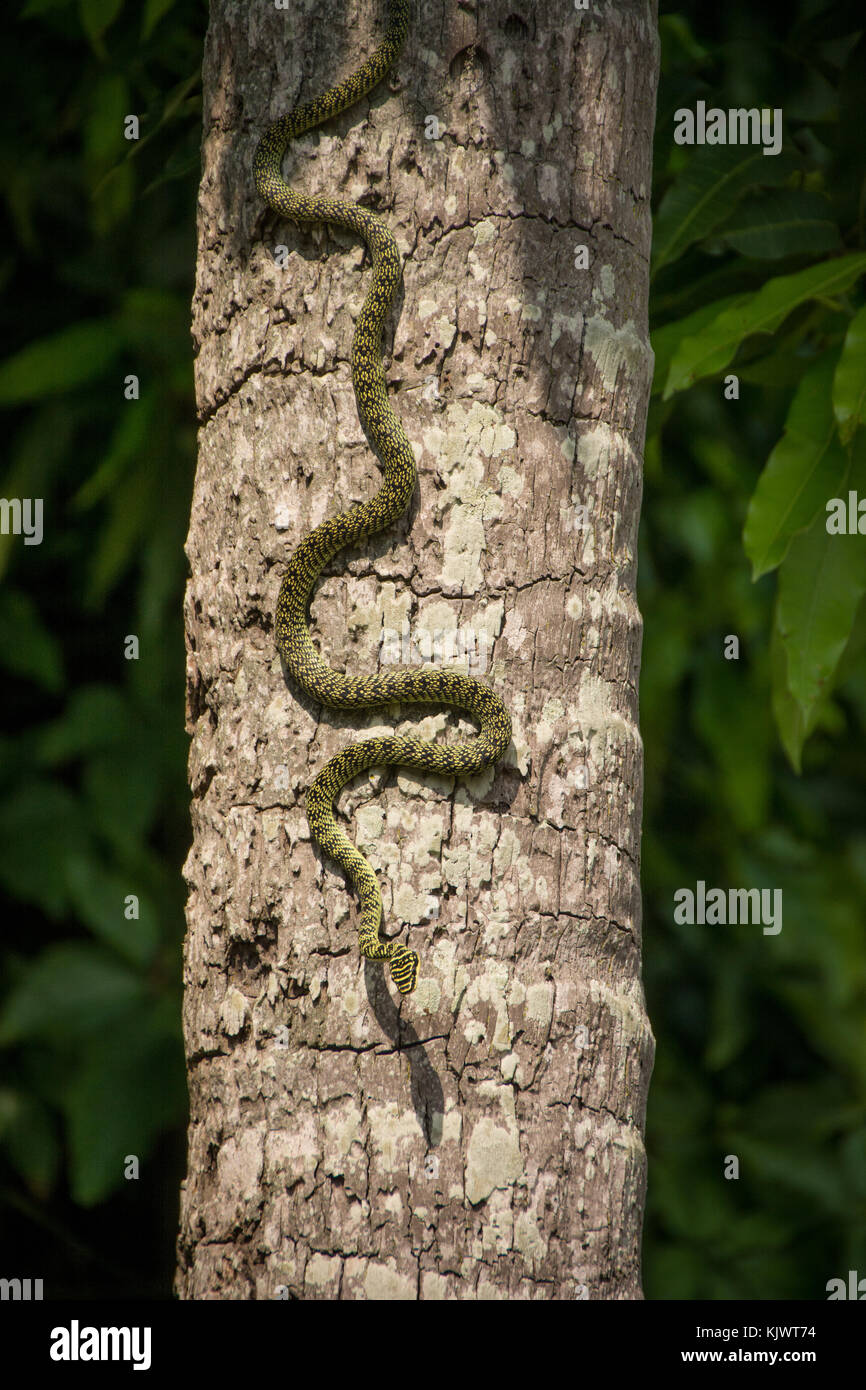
(254, 1, 512, 996)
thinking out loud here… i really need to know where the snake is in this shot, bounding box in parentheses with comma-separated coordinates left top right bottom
(253, 0, 512, 995)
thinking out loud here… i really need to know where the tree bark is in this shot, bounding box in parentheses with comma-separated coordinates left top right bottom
(177, 0, 658, 1300)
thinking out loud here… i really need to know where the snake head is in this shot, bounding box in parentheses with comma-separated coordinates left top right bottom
(389, 944, 419, 995)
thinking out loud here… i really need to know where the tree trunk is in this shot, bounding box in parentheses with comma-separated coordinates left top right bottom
(177, 0, 658, 1300)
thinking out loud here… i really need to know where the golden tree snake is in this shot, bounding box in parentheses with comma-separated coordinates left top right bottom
(254, 1, 512, 995)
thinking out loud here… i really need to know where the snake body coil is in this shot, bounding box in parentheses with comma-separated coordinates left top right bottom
(254, 1, 511, 995)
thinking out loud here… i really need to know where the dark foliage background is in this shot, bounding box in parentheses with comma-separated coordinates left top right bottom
(0, 0, 862, 1300)
(0, 0, 205, 1298)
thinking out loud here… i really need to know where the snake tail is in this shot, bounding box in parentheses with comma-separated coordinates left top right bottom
(255, 1, 512, 995)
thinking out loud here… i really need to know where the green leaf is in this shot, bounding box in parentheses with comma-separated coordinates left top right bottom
(64, 855, 159, 967)
(777, 444, 866, 720)
(84, 73, 129, 166)
(0, 589, 63, 691)
(652, 145, 798, 277)
(142, 0, 174, 39)
(38, 684, 130, 763)
(79, 0, 123, 45)
(0, 943, 145, 1045)
(84, 458, 155, 604)
(84, 745, 162, 849)
(0, 321, 121, 405)
(664, 253, 866, 398)
(65, 1006, 183, 1206)
(694, 661, 770, 831)
(840, 1128, 866, 1204)
(0, 783, 89, 916)
(833, 303, 866, 446)
(744, 353, 848, 579)
(92, 162, 134, 235)
(792, 0, 866, 44)
(771, 615, 823, 772)
(657, 14, 709, 72)
(730, 1132, 848, 1213)
(651, 295, 749, 397)
(835, 591, 866, 685)
(651, 259, 770, 324)
(0, 1090, 60, 1196)
(704, 962, 749, 1069)
(140, 144, 201, 197)
(118, 288, 189, 359)
(716, 190, 839, 261)
(119, 71, 200, 164)
(21, 0, 76, 14)
(734, 328, 824, 389)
